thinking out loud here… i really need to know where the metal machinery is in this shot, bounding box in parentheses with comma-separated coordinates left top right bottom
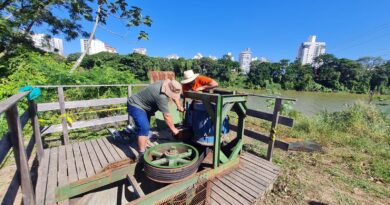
(55, 90, 248, 204)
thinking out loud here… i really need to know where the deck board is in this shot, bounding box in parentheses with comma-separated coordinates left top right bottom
(36, 136, 138, 205)
(210, 152, 279, 204)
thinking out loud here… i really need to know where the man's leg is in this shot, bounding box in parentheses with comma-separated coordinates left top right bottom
(128, 104, 150, 154)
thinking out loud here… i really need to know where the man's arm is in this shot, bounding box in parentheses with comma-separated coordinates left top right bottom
(173, 98, 185, 112)
(163, 113, 179, 135)
(196, 80, 219, 91)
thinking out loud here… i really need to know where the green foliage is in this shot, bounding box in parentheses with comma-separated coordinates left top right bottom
(0, 0, 151, 55)
(289, 102, 390, 183)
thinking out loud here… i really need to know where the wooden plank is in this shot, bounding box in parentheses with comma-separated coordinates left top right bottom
(213, 179, 251, 204)
(41, 115, 128, 135)
(45, 147, 58, 205)
(127, 175, 145, 198)
(106, 136, 128, 159)
(29, 100, 44, 163)
(5, 105, 35, 205)
(84, 140, 103, 173)
(106, 136, 136, 159)
(37, 97, 127, 112)
(246, 109, 294, 127)
(65, 144, 78, 183)
(216, 176, 255, 203)
(267, 98, 282, 161)
(209, 198, 220, 205)
(35, 149, 50, 205)
(229, 171, 265, 194)
(58, 86, 69, 145)
(0, 91, 29, 114)
(79, 142, 96, 177)
(241, 156, 279, 176)
(223, 175, 258, 198)
(96, 138, 116, 164)
(58, 146, 69, 205)
(240, 162, 276, 182)
(101, 137, 122, 161)
(211, 181, 242, 205)
(90, 140, 109, 168)
(72, 143, 87, 180)
(235, 168, 269, 188)
(0, 110, 31, 164)
(241, 154, 280, 173)
(210, 190, 229, 205)
(230, 124, 289, 151)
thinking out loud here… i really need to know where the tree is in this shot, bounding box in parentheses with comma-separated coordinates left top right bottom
(0, 0, 151, 65)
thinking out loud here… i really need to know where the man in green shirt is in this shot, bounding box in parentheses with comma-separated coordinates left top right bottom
(127, 79, 184, 156)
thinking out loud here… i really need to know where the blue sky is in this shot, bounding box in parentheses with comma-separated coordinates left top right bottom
(42, 0, 390, 61)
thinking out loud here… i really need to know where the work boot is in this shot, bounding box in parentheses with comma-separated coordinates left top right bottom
(137, 152, 145, 164)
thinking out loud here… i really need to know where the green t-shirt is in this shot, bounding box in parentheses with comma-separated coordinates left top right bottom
(127, 81, 170, 114)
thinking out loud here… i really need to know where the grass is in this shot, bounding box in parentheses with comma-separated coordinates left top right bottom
(247, 102, 390, 204)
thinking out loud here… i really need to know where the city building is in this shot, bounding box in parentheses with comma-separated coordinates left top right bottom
(297, 35, 326, 65)
(208, 55, 217, 60)
(80, 38, 117, 55)
(32, 34, 64, 56)
(239, 48, 252, 74)
(193, 53, 203, 60)
(167, 54, 180, 60)
(133, 47, 147, 55)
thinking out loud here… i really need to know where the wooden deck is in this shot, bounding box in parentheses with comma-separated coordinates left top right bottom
(35, 136, 140, 205)
(210, 153, 280, 205)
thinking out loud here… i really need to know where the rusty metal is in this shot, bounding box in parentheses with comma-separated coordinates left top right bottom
(154, 180, 210, 205)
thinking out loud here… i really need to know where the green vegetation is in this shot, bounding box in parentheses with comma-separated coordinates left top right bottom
(246, 102, 390, 204)
(71, 52, 390, 94)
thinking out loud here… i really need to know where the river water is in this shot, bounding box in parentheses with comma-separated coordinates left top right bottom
(244, 90, 390, 116)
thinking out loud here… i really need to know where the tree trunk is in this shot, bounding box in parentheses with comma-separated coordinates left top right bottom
(70, 5, 101, 73)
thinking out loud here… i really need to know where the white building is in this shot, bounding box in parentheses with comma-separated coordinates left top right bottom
(297, 35, 326, 65)
(32, 34, 64, 56)
(133, 47, 147, 55)
(80, 38, 117, 55)
(208, 55, 217, 60)
(239, 48, 252, 74)
(167, 54, 179, 60)
(193, 53, 203, 60)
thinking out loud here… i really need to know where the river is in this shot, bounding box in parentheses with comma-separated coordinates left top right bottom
(243, 90, 390, 116)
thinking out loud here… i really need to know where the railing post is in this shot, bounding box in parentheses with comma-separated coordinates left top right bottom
(58, 86, 69, 145)
(5, 105, 35, 205)
(127, 85, 132, 125)
(266, 98, 282, 161)
(28, 100, 44, 163)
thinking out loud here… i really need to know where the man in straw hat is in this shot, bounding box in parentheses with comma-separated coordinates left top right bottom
(127, 79, 184, 157)
(181, 70, 218, 92)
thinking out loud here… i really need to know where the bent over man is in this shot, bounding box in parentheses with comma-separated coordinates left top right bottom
(127, 79, 184, 156)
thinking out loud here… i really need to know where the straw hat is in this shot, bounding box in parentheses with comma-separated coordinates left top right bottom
(161, 79, 182, 100)
(181, 70, 199, 84)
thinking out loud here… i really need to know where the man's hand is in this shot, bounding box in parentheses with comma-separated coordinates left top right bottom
(177, 106, 185, 112)
(172, 127, 180, 135)
(196, 86, 205, 91)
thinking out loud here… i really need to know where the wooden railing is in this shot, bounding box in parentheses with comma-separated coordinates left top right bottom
(0, 84, 147, 205)
(0, 91, 43, 205)
(35, 84, 148, 144)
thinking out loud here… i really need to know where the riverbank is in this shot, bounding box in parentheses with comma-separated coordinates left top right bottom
(238, 102, 390, 204)
(226, 87, 390, 116)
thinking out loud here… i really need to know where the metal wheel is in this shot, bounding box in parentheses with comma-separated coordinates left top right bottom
(144, 143, 200, 183)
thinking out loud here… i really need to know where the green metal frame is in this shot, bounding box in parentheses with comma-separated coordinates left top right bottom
(55, 91, 247, 203)
(183, 91, 247, 169)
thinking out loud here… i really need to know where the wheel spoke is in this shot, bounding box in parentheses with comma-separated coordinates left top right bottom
(168, 159, 176, 166)
(151, 150, 163, 157)
(151, 158, 168, 165)
(177, 149, 192, 159)
(176, 158, 191, 165)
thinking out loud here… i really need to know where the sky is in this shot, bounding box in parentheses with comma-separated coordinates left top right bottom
(40, 0, 390, 61)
